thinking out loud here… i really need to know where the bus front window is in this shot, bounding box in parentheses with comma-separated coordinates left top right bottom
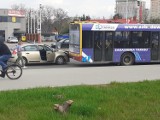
(69, 24, 80, 53)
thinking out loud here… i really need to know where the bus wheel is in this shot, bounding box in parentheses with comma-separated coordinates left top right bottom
(121, 53, 135, 66)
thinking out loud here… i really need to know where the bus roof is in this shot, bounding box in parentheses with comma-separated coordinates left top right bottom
(76, 23, 160, 31)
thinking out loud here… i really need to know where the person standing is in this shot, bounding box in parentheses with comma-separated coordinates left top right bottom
(0, 40, 12, 78)
(16, 41, 27, 68)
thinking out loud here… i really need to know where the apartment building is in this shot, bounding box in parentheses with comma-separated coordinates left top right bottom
(151, 0, 160, 18)
(0, 9, 26, 41)
(115, 0, 146, 22)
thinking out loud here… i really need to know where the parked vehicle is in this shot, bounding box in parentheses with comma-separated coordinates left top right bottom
(9, 43, 69, 65)
(51, 38, 69, 51)
(55, 34, 69, 41)
(7, 37, 18, 43)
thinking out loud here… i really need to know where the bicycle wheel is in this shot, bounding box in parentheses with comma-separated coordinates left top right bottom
(5, 64, 23, 80)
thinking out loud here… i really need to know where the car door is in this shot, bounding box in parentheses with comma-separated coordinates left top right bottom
(44, 45, 55, 62)
(38, 45, 47, 61)
(23, 45, 41, 62)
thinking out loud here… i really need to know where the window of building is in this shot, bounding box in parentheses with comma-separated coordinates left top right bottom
(8, 17, 12, 22)
(16, 17, 21, 23)
(11, 17, 16, 23)
(0, 16, 2, 22)
(2, 16, 8, 22)
(0, 16, 21, 23)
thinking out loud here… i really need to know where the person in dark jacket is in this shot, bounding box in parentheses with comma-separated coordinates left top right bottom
(0, 40, 11, 78)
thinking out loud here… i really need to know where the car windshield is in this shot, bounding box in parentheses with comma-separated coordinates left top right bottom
(58, 39, 67, 43)
(11, 37, 17, 39)
(64, 39, 69, 43)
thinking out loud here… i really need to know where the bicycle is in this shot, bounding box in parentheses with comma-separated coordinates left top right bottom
(0, 61, 23, 80)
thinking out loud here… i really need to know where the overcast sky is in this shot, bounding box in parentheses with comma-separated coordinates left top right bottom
(0, 0, 150, 18)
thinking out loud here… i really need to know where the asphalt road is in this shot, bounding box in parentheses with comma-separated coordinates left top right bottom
(0, 62, 160, 91)
(1, 42, 159, 91)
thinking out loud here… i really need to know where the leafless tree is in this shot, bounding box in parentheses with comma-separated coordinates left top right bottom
(41, 6, 70, 34)
(11, 4, 70, 34)
(53, 8, 69, 34)
(41, 5, 55, 33)
(11, 4, 26, 11)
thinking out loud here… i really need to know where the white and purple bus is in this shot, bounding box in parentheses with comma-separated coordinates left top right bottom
(69, 22, 160, 65)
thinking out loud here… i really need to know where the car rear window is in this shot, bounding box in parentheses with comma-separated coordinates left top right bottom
(23, 45, 38, 51)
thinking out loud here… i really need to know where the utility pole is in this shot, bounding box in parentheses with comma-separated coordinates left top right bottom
(27, 12, 30, 41)
(34, 11, 36, 34)
(139, 0, 142, 23)
(30, 9, 33, 35)
(34, 11, 36, 43)
(27, 13, 30, 34)
(39, 4, 42, 43)
(125, 0, 128, 24)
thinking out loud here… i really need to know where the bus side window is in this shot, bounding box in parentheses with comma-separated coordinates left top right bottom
(142, 32, 150, 48)
(122, 32, 130, 48)
(131, 32, 141, 48)
(114, 32, 129, 48)
(151, 32, 159, 49)
(114, 32, 122, 48)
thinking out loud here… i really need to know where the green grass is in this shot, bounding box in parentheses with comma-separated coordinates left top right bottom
(0, 80, 160, 120)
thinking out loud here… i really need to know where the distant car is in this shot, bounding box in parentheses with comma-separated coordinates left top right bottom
(51, 39, 69, 51)
(9, 43, 69, 65)
(7, 37, 18, 43)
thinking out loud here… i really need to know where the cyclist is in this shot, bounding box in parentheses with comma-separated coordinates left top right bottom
(0, 40, 12, 78)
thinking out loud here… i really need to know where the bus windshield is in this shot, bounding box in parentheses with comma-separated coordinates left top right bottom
(69, 24, 80, 53)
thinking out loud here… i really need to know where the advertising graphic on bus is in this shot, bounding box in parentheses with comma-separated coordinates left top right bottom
(69, 22, 160, 65)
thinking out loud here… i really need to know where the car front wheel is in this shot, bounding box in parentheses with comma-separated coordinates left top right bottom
(16, 57, 28, 66)
(55, 56, 65, 65)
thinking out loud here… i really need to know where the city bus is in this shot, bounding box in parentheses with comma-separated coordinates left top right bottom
(69, 22, 160, 65)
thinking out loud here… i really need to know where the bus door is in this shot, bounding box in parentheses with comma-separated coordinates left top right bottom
(93, 31, 113, 62)
(151, 32, 159, 60)
(94, 31, 103, 61)
(104, 32, 113, 61)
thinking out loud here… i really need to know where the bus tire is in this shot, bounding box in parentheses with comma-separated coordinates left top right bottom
(121, 52, 135, 66)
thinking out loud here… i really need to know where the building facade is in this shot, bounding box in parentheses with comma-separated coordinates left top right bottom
(151, 0, 160, 19)
(0, 9, 26, 41)
(115, 0, 146, 23)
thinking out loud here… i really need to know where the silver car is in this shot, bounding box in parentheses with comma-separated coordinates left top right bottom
(7, 36, 18, 43)
(9, 43, 69, 65)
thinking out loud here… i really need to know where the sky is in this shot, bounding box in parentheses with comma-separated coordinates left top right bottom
(0, 0, 151, 18)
